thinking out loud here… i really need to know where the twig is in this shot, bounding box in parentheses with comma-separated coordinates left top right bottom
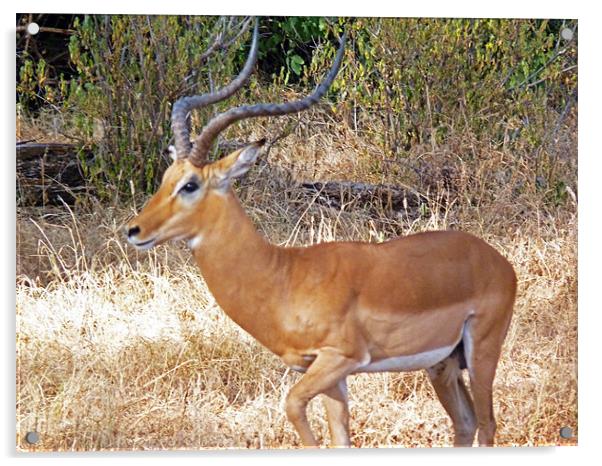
(508, 43, 574, 93)
(264, 121, 300, 157)
(220, 17, 252, 51)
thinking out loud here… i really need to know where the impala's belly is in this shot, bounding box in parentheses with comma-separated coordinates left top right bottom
(354, 344, 456, 373)
(285, 342, 459, 374)
(284, 315, 471, 374)
(357, 302, 472, 359)
(354, 310, 468, 372)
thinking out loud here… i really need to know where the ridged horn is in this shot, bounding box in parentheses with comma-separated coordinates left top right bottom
(170, 17, 259, 159)
(188, 30, 347, 166)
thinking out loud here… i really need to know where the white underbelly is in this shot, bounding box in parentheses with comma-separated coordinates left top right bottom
(353, 344, 455, 373)
(287, 315, 473, 375)
(288, 344, 455, 374)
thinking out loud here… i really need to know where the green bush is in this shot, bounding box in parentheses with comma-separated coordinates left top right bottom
(68, 15, 252, 196)
(19, 16, 258, 197)
(17, 16, 577, 200)
(309, 18, 576, 154)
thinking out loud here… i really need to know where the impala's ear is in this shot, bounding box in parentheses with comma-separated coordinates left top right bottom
(167, 145, 179, 162)
(212, 139, 265, 189)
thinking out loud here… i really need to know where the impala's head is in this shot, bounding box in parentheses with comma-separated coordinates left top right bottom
(126, 18, 346, 250)
(126, 141, 264, 250)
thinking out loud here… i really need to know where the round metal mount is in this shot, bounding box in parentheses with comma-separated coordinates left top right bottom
(26, 22, 40, 35)
(560, 28, 574, 41)
(25, 431, 40, 444)
(559, 426, 573, 439)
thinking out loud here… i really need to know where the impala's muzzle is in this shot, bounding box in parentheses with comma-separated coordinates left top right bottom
(127, 225, 140, 238)
(125, 223, 157, 250)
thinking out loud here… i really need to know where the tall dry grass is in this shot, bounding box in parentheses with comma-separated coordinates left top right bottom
(16, 116, 577, 450)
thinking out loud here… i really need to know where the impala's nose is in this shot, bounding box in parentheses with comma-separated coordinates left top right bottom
(127, 225, 141, 238)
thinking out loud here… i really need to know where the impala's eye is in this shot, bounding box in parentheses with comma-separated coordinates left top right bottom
(180, 181, 199, 194)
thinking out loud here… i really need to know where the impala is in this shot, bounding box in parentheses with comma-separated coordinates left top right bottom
(126, 19, 517, 448)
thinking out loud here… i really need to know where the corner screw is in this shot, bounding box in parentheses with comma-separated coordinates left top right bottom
(25, 431, 40, 445)
(26, 22, 40, 35)
(559, 426, 573, 439)
(560, 28, 574, 42)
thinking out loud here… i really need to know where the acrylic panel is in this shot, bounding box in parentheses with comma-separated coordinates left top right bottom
(16, 14, 577, 451)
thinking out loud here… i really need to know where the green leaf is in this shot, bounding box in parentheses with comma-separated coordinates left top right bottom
(289, 54, 305, 76)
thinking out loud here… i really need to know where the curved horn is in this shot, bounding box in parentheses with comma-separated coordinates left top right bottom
(171, 17, 259, 159)
(188, 31, 347, 166)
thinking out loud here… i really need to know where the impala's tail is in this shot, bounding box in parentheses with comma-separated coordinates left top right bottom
(452, 338, 468, 370)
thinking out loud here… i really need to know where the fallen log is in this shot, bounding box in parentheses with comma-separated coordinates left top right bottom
(16, 141, 94, 206)
(300, 181, 427, 218)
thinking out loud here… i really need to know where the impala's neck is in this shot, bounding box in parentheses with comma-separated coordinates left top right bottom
(190, 189, 285, 349)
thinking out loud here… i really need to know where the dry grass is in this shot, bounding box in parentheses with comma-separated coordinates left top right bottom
(16, 120, 577, 451)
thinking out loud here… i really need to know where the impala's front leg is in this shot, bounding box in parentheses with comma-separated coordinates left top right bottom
(322, 379, 350, 447)
(285, 349, 360, 447)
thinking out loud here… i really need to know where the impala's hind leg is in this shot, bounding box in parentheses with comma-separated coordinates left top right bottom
(464, 308, 513, 446)
(467, 354, 498, 446)
(427, 354, 477, 447)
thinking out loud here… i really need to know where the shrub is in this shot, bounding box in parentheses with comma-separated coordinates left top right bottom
(16, 16, 577, 201)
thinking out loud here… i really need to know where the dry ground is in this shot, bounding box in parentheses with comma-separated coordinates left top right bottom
(16, 122, 577, 450)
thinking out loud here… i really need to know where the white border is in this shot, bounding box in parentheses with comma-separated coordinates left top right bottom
(5, 1, 599, 465)
(7, 0, 584, 17)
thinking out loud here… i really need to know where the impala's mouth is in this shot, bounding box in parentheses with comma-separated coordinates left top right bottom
(129, 237, 157, 250)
